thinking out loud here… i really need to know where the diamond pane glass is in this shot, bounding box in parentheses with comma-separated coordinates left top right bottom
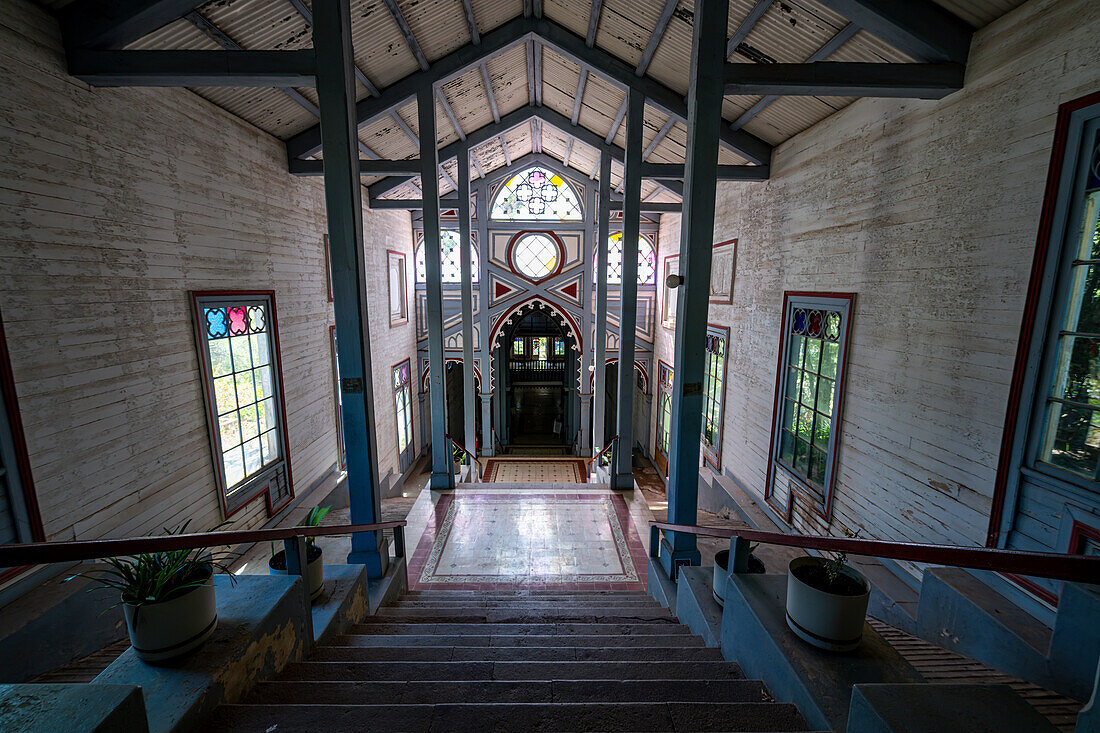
(512, 233, 560, 279)
(415, 231, 479, 283)
(490, 166, 583, 221)
(605, 233, 657, 284)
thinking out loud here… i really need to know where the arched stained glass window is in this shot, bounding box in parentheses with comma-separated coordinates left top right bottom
(490, 166, 583, 221)
(511, 233, 560, 280)
(606, 232, 657, 285)
(415, 231, 479, 283)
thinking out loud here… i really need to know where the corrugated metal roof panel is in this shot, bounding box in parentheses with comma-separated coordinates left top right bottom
(744, 94, 837, 142)
(441, 67, 496, 139)
(737, 1, 847, 64)
(471, 0, 526, 34)
(350, 0, 421, 88)
(191, 87, 317, 139)
(593, 0, 662, 69)
(930, 0, 1026, 28)
(543, 0, 593, 44)
(645, 0, 693, 97)
(486, 45, 530, 117)
(399, 0, 474, 60)
(200, 0, 311, 52)
(541, 48, 582, 118)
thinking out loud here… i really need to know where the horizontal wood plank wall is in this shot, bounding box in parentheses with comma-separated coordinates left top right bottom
(0, 0, 416, 547)
(703, 0, 1100, 578)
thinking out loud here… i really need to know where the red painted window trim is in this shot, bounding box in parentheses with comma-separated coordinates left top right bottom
(709, 238, 738, 306)
(764, 291, 856, 525)
(387, 249, 410, 327)
(987, 90, 1100, 548)
(191, 290, 295, 520)
(0, 310, 45, 585)
(505, 230, 566, 285)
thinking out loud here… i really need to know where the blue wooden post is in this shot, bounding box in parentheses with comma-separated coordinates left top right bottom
(476, 176, 494, 457)
(282, 535, 314, 644)
(592, 153, 611, 458)
(662, 0, 730, 573)
(419, 85, 454, 490)
(611, 88, 644, 490)
(312, 0, 387, 576)
(458, 148, 477, 466)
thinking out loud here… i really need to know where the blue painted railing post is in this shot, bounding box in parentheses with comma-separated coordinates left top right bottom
(419, 85, 455, 491)
(312, 0, 387, 577)
(661, 0, 730, 575)
(592, 153, 611, 457)
(282, 535, 315, 647)
(458, 148, 477, 469)
(611, 89, 645, 491)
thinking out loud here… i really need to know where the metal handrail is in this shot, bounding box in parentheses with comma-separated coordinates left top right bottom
(649, 521, 1100, 585)
(446, 433, 483, 481)
(588, 435, 618, 467)
(0, 520, 407, 568)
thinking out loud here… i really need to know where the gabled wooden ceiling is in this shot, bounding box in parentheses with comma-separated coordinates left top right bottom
(91, 0, 1028, 199)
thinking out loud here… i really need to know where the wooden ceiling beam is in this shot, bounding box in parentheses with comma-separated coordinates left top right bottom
(636, 0, 678, 76)
(815, 0, 972, 64)
(460, 0, 480, 44)
(287, 0, 381, 96)
(586, 0, 603, 47)
(725, 0, 772, 59)
(479, 63, 500, 123)
(572, 69, 588, 125)
(437, 89, 466, 141)
(290, 158, 423, 176)
(60, 0, 205, 50)
(642, 117, 674, 161)
(724, 61, 964, 98)
(68, 49, 316, 87)
(382, 0, 430, 71)
(605, 97, 627, 144)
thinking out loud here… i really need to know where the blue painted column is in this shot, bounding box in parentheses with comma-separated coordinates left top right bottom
(611, 89, 645, 491)
(312, 0, 387, 575)
(458, 148, 477, 467)
(591, 153, 611, 459)
(577, 180, 596, 457)
(419, 86, 454, 490)
(661, 0, 730, 574)
(476, 176, 494, 456)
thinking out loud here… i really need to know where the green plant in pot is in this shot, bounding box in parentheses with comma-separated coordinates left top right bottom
(66, 523, 229, 664)
(785, 529, 870, 652)
(713, 542, 765, 607)
(269, 505, 329, 602)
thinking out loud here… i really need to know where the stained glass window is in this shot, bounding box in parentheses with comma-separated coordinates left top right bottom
(532, 336, 549, 361)
(657, 363, 674, 457)
(777, 303, 846, 488)
(512, 233, 560, 280)
(1039, 130, 1100, 477)
(490, 166, 583, 221)
(512, 337, 525, 356)
(198, 296, 283, 497)
(553, 338, 565, 357)
(702, 331, 727, 468)
(393, 361, 413, 459)
(605, 232, 657, 285)
(415, 231, 479, 283)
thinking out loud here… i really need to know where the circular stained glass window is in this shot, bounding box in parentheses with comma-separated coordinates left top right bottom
(512, 233, 560, 280)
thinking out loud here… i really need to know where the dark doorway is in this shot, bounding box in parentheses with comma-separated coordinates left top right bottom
(443, 361, 481, 453)
(499, 307, 576, 449)
(602, 361, 646, 450)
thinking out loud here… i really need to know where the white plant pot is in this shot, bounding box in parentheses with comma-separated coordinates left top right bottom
(269, 545, 325, 602)
(123, 574, 217, 663)
(713, 550, 729, 606)
(785, 556, 870, 652)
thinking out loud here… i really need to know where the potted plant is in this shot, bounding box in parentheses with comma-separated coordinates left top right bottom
(785, 531, 870, 652)
(66, 524, 228, 664)
(269, 505, 330, 602)
(712, 544, 765, 606)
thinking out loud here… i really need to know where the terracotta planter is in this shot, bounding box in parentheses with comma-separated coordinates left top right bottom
(785, 556, 870, 652)
(123, 568, 217, 663)
(712, 549, 766, 607)
(269, 543, 325, 602)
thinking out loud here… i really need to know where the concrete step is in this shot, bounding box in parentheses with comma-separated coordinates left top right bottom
(279, 660, 745, 682)
(209, 702, 808, 732)
(367, 608, 675, 623)
(402, 590, 652, 599)
(335, 633, 706, 648)
(391, 599, 662, 609)
(311, 645, 726, 662)
(248, 678, 767, 704)
(348, 622, 691, 636)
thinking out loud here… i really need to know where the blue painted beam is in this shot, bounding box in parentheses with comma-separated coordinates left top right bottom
(611, 88, 644, 490)
(458, 148, 477, 464)
(663, 0, 729, 572)
(591, 152, 611, 457)
(67, 49, 317, 87)
(419, 86, 455, 490)
(311, 0, 388, 576)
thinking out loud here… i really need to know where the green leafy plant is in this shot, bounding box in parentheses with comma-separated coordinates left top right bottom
(65, 522, 233, 607)
(302, 505, 332, 550)
(823, 528, 860, 589)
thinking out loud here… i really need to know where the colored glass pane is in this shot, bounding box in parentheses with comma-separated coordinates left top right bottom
(415, 231, 479, 283)
(490, 166, 583, 221)
(512, 233, 560, 279)
(605, 233, 657, 284)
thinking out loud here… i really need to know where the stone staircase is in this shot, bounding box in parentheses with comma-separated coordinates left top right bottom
(209, 589, 811, 732)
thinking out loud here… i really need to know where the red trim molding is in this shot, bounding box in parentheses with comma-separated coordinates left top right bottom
(988, 90, 1100, 548)
(190, 291, 295, 520)
(709, 238, 738, 305)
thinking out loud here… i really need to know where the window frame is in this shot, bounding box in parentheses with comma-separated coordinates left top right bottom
(700, 324, 728, 471)
(0, 311, 45, 585)
(191, 291, 294, 518)
(655, 360, 674, 460)
(489, 165, 585, 222)
(387, 250, 409, 327)
(392, 358, 415, 472)
(605, 232, 658, 285)
(991, 92, 1100, 547)
(661, 254, 679, 329)
(414, 231, 479, 284)
(765, 291, 855, 524)
(329, 326, 346, 472)
(506, 230, 565, 284)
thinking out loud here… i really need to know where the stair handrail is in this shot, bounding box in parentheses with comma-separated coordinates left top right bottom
(648, 520, 1100, 585)
(446, 433, 483, 481)
(0, 520, 407, 568)
(588, 434, 618, 467)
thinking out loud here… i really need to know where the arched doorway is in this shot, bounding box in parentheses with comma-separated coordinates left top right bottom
(495, 305, 578, 448)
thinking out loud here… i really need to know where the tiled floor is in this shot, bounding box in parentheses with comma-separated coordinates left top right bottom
(483, 457, 588, 483)
(408, 489, 648, 590)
